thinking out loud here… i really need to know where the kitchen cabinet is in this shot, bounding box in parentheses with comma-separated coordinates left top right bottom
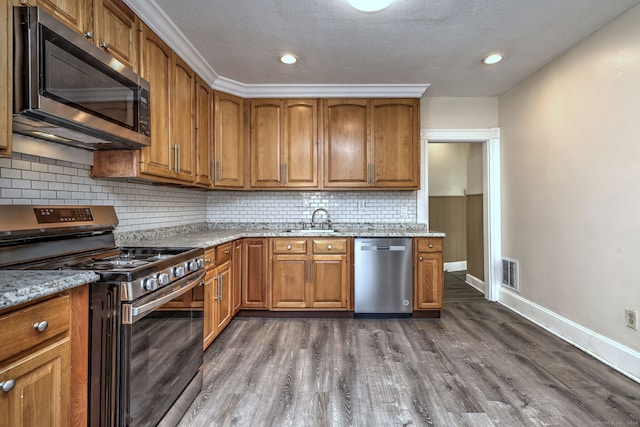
(271, 238, 350, 310)
(414, 238, 444, 310)
(195, 76, 213, 187)
(170, 55, 196, 182)
(204, 242, 233, 349)
(1, 2, 11, 157)
(33, 0, 92, 36)
(250, 99, 318, 188)
(241, 238, 269, 309)
(323, 98, 419, 189)
(232, 239, 243, 314)
(214, 92, 247, 189)
(0, 286, 89, 427)
(92, 0, 138, 71)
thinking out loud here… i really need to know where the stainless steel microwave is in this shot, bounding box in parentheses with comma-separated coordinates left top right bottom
(13, 6, 151, 150)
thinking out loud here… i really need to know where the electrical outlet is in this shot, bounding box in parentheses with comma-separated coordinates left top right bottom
(400, 206, 408, 216)
(357, 201, 366, 210)
(625, 309, 637, 330)
(302, 197, 310, 207)
(236, 197, 242, 206)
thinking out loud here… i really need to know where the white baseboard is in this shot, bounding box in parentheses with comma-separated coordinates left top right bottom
(465, 274, 485, 294)
(499, 288, 640, 384)
(444, 261, 467, 272)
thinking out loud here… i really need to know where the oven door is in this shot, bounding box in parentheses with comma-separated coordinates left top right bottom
(120, 271, 205, 427)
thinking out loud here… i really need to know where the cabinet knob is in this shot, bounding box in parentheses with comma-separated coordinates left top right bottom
(224, 250, 230, 255)
(0, 380, 15, 393)
(419, 256, 424, 261)
(33, 321, 48, 332)
(84, 31, 93, 39)
(429, 243, 433, 248)
(287, 245, 292, 250)
(327, 245, 333, 250)
(205, 258, 211, 264)
(99, 42, 110, 50)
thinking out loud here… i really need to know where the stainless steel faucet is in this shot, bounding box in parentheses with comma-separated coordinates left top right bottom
(311, 208, 331, 229)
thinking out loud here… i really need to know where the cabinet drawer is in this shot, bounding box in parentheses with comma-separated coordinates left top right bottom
(204, 247, 217, 270)
(416, 238, 443, 253)
(312, 239, 347, 254)
(216, 243, 232, 265)
(0, 294, 71, 363)
(272, 239, 307, 254)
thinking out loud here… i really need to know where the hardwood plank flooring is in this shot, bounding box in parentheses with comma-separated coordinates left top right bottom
(178, 302, 640, 427)
(444, 270, 485, 303)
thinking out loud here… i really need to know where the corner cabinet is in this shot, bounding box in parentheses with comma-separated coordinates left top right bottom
(271, 238, 351, 310)
(414, 238, 444, 310)
(323, 98, 419, 189)
(1, 2, 11, 157)
(214, 92, 246, 189)
(250, 99, 318, 189)
(194, 76, 213, 187)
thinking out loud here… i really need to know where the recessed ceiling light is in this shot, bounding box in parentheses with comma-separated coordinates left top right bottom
(482, 53, 504, 65)
(280, 54, 297, 65)
(348, 0, 394, 13)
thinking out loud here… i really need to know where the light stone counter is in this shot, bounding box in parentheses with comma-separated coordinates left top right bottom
(0, 270, 100, 311)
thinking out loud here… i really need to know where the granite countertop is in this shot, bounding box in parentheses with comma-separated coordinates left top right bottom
(116, 223, 445, 248)
(0, 271, 100, 311)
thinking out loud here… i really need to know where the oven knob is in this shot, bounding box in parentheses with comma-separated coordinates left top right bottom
(197, 258, 205, 269)
(143, 277, 158, 291)
(158, 273, 170, 286)
(172, 265, 186, 278)
(188, 261, 199, 271)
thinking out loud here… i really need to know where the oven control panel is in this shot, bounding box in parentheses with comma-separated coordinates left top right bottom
(34, 207, 94, 223)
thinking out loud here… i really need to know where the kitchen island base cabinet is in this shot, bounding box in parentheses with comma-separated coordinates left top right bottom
(271, 238, 351, 310)
(414, 238, 444, 310)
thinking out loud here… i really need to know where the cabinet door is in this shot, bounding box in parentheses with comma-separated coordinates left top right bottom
(1, 1, 11, 157)
(37, 0, 92, 35)
(195, 76, 213, 187)
(283, 99, 317, 187)
(203, 273, 216, 349)
(214, 92, 246, 188)
(272, 256, 307, 309)
(0, 339, 71, 427)
(323, 99, 370, 188)
(171, 56, 196, 182)
(139, 24, 173, 178)
(371, 99, 419, 188)
(415, 252, 444, 309)
(309, 255, 349, 309)
(242, 239, 268, 309)
(251, 99, 284, 187)
(93, 0, 138, 71)
(215, 263, 233, 331)
(232, 240, 243, 314)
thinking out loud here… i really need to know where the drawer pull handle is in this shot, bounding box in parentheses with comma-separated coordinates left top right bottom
(205, 258, 211, 264)
(224, 250, 230, 255)
(419, 256, 424, 261)
(429, 243, 433, 248)
(33, 321, 49, 332)
(327, 245, 333, 250)
(0, 380, 15, 393)
(287, 245, 292, 250)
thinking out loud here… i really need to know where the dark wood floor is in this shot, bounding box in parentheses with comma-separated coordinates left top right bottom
(444, 270, 485, 303)
(178, 280, 640, 426)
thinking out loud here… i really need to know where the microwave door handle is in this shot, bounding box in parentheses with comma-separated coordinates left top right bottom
(130, 271, 205, 321)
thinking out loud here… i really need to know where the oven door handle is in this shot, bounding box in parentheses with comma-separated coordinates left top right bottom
(126, 271, 205, 323)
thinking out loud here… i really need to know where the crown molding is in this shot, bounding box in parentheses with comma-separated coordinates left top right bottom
(213, 77, 429, 98)
(126, 0, 429, 98)
(124, 0, 218, 85)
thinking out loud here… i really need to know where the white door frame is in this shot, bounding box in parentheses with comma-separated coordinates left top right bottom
(417, 128, 502, 302)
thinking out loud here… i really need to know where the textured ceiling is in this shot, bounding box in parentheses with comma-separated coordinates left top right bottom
(149, 0, 640, 96)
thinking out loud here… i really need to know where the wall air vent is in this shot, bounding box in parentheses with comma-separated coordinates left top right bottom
(502, 257, 520, 291)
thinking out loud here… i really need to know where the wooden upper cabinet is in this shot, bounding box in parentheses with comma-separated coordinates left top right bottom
(214, 92, 246, 189)
(371, 99, 419, 188)
(36, 0, 93, 36)
(1, 2, 11, 157)
(171, 56, 196, 182)
(139, 23, 172, 179)
(93, 0, 139, 72)
(250, 99, 317, 188)
(195, 76, 213, 187)
(323, 98, 419, 189)
(323, 99, 370, 188)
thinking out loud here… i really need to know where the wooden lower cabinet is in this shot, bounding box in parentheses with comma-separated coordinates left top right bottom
(204, 242, 233, 349)
(414, 238, 444, 310)
(241, 239, 269, 309)
(271, 238, 351, 310)
(0, 287, 88, 427)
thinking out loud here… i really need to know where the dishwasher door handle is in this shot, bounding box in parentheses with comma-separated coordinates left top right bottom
(360, 245, 407, 251)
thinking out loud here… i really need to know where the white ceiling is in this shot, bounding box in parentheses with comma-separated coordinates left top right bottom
(132, 0, 640, 97)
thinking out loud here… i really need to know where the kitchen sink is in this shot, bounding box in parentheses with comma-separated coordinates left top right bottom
(285, 228, 338, 234)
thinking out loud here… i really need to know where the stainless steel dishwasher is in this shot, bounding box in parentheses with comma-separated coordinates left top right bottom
(354, 237, 413, 316)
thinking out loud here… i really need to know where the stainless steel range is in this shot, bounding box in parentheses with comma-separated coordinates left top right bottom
(0, 206, 205, 427)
